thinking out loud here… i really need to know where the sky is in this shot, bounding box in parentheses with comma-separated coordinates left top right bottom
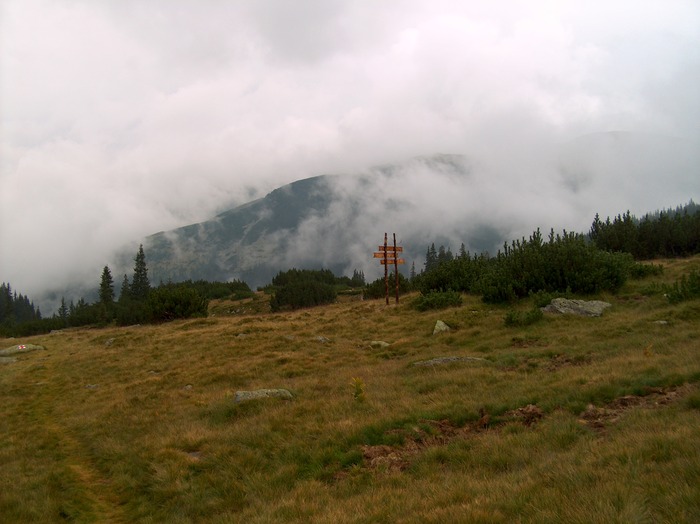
(1, 0, 699, 302)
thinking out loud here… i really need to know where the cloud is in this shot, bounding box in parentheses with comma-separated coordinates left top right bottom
(1, 0, 699, 304)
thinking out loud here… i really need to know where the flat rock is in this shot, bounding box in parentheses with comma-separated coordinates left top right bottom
(433, 320, 451, 335)
(541, 298, 611, 317)
(0, 343, 46, 356)
(234, 389, 294, 403)
(413, 356, 486, 367)
(369, 341, 390, 349)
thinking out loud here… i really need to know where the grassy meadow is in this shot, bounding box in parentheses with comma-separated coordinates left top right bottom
(2, 256, 700, 523)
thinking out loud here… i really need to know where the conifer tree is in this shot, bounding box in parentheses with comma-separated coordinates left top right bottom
(58, 297, 68, 324)
(0, 283, 12, 322)
(119, 274, 131, 303)
(425, 243, 438, 272)
(459, 243, 468, 259)
(130, 244, 150, 301)
(437, 245, 453, 265)
(99, 266, 115, 306)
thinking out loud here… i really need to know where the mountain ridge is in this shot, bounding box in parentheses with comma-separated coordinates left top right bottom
(141, 133, 699, 289)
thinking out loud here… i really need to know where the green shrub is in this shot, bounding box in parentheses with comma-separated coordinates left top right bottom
(270, 281, 337, 311)
(419, 229, 632, 304)
(364, 272, 411, 300)
(529, 290, 554, 308)
(664, 270, 700, 304)
(504, 307, 544, 327)
(629, 262, 664, 279)
(413, 291, 463, 311)
(115, 300, 149, 326)
(147, 284, 209, 322)
(476, 267, 516, 304)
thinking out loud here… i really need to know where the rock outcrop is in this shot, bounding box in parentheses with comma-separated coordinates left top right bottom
(0, 343, 46, 356)
(541, 298, 611, 317)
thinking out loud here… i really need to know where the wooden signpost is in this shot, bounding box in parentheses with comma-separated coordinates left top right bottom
(374, 233, 405, 305)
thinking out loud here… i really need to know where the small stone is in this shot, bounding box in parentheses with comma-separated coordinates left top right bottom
(234, 389, 294, 403)
(369, 341, 390, 349)
(433, 320, 451, 335)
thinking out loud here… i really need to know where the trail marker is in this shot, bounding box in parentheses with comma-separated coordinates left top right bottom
(373, 233, 405, 305)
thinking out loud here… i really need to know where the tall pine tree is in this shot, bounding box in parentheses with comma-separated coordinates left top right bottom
(99, 266, 115, 306)
(130, 244, 150, 301)
(97, 266, 115, 323)
(425, 243, 438, 272)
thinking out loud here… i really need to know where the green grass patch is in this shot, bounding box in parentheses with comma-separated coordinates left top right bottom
(2, 255, 700, 522)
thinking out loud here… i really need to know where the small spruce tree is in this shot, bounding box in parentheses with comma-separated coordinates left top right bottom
(119, 274, 131, 303)
(57, 297, 69, 325)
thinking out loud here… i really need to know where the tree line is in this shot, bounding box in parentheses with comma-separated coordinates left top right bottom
(3, 201, 697, 333)
(1, 245, 253, 337)
(412, 202, 699, 306)
(0, 283, 43, 328)
(589, 200, 700, 259)
(413, 229, 636, 303)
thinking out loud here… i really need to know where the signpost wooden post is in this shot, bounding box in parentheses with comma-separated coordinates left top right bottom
(373, 233, 405, 305)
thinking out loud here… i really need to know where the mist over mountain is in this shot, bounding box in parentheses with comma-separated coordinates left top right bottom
(19, 130, 698, 316)
(143, 154, 499, 289)
(141, 132, 699, 290)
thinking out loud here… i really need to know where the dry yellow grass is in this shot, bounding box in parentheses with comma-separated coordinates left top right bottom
(1, 256, 699, 522)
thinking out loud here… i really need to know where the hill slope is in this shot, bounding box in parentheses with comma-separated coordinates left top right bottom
(2, 255, 699, 522)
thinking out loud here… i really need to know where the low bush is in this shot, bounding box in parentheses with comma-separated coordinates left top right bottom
(413, 291, 463, 311)
(529, 290, 555, 308)
(664, 270, 700, 304)
(629, 262, 664, 279)
(504, 307, 544, 327)
(147, 284, 209, 322)
(270, 281, 337, 311)
(364, 273, 411, 300)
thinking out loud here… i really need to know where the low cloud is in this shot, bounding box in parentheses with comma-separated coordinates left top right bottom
(1, 0, 698, 305)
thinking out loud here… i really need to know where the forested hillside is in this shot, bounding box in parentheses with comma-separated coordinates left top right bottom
(2, 201, 698, 337)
